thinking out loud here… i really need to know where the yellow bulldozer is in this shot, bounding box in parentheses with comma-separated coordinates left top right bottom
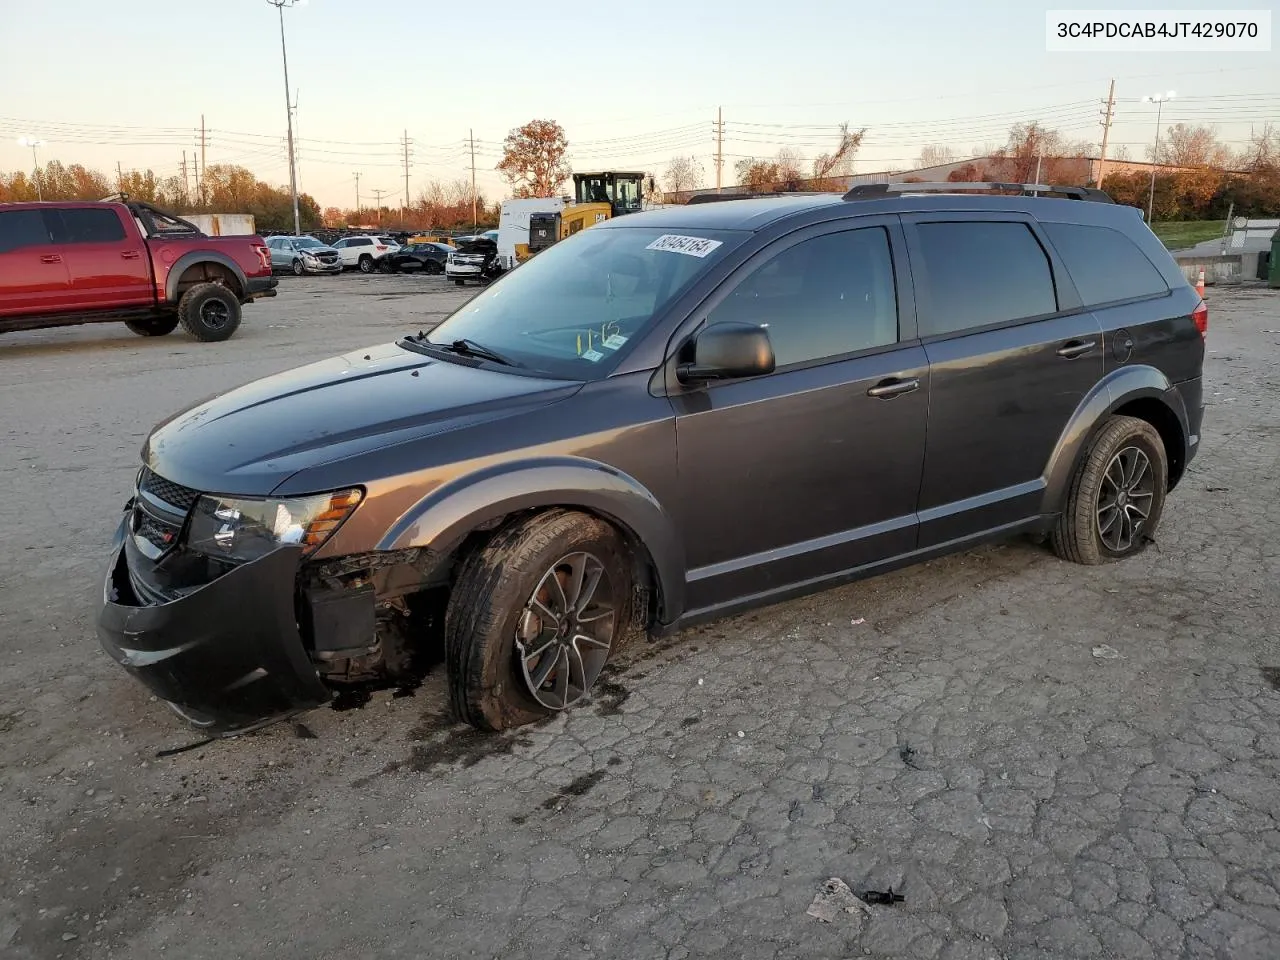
(513, 171, 653, 265)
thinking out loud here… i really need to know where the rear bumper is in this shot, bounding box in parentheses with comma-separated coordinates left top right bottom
(95, 522, 331, 735)
(245, 276, 279, 299)
(1175, 376, 1204, 467)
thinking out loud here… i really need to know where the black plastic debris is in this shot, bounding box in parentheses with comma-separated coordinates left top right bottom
(862, 887, 905, 906)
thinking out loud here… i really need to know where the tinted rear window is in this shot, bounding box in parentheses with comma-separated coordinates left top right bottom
(915, 221, 1058, 337)
(0, 209, 52, 253)
(54, 208, 127, 244)
(1042, 221, 1170, 306)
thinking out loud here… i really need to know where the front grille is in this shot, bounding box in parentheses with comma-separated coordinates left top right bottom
(138, 468, 199, 512)
(318, 254, 339, 264)
(136, 511, 181, 552)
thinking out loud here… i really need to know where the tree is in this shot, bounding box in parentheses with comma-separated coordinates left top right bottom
(496, 119, 570, 198)
(1153, 124, 1230, 168)
(915, 144, 956, 170)
(988, 122, 1094, 183)
(811, 124, 865, 189)
(663, 155, 704, 195)
(1235, 123, 1279, 172)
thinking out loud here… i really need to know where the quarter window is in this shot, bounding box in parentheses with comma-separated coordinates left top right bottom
(1042, 221, 1170, 306)
(706, 227, 899, 368)
(915, 221, 1058, 337)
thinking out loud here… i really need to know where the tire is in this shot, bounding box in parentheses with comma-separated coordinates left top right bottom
(426, 261, 442, 275)
(445, 510, 632, 731)
(358, 255, 374, 274)
(454, 278, 465, 286)
(1051, 415, 1167, 565)
(177, 283, 242, 343)
(291, 258, 304, 276)
(125, 315, 179, 337)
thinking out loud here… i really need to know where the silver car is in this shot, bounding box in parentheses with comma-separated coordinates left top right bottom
(266, 236, 343, 276)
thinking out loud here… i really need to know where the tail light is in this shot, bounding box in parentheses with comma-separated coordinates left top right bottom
(375, 244, 387, 252)
(1192, 299, 1208, 341)
(253, 244, 270, 271)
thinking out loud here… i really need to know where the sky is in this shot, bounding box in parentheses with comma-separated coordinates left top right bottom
(0, 0, 1276, 209)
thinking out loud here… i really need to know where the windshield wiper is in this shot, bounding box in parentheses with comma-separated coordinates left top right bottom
(402, 332, 522, 367)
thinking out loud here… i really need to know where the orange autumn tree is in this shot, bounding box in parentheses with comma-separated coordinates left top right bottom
(496, 119, 570, 198)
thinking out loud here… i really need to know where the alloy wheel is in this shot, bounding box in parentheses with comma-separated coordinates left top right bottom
(1096, 445, 1155, 552)
(515, 552, 615, 710)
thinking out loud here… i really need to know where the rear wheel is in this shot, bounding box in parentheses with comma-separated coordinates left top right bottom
(445, 510, 631, 731)
(177, 283, 242, 343)
(358, 255, 374, 274)
(1051, 415, 1167, 564)
(426, 261, 443, 275)
(125, 315, 179, 337)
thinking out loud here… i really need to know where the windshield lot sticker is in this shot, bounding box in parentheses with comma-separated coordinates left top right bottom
(603, 334, 628, 350)
(581, 348, 605, 362)
(646, 234, 723, 258)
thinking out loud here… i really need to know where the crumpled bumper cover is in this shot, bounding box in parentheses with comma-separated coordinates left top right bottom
(95, 528, 331, 736)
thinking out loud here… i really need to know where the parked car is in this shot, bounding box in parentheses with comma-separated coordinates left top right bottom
(331, 235, 395, 273)
(383, 241, 451, 274)
(0, 198, 276, 342)
(444, 236, 501, 285)
(96, 182, 1206, 737)
(266, 235, 342, 275)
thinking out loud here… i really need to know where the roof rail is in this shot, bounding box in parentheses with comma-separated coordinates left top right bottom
(686, 190, 832, 205)
(842, 182, 1114, 203)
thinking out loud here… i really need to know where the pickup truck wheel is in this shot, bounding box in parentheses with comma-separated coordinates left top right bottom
(358, 255, 374, 274)
(1051, 415, 1167, 565)
(445, 510, 631, 731)
(178, 283, 242, 343)
(125, 315, 179, 337)
(453, 278, 465, 286)
(291, 258, 304, 276)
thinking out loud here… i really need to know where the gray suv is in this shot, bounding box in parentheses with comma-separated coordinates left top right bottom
(96, 182, 1206, 737)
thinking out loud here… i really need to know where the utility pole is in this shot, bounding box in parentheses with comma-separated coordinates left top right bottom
(372, 188, 387, 224)
(353, 171, 361, 219)
(181, 151, 188, 203)
(714, 106, 724, 192)
(1142, 90, 1176, 223)
(200, 114, 207, 206)
(267, 0, 302, 236)
(469, 128, 478, 229)
(116, 161, 123, 193)
(1096, 78, 1116, 188)
(401, 129, 412, 224)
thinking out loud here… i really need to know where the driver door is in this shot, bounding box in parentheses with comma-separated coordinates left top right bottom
(668, 218, 930, 616)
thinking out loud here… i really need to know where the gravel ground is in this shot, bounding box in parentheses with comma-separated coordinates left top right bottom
(1, 275, 1277, 960)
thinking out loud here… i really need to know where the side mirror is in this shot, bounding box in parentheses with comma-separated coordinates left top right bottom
(677, 322, 775, 383)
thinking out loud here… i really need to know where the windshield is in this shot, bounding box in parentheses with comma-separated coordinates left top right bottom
(295, 237, 326, 249)
(421, 225, 743, 380)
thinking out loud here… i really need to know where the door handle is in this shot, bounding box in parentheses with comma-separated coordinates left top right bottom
(1056, 339, 1097, 359)
(867, 377, 920, 399)
(40, 254, 62, 264)
(121, 250, 141, 260)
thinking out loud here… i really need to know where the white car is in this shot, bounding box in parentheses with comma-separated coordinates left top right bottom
(331, 235, 397, 273)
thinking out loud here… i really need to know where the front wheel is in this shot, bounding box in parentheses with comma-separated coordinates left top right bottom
(291, 258, 304, 276)
(1051, 415, 1167, 564)
(177, 283, 242, 343)
(125, 315, 179, 337)
(445, 510, 631, 731)
(453, 278, 465, 286)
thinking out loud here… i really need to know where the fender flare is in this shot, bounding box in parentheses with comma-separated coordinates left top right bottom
(164, 251, 248, 303)
(379, 456, 686, 624)
(1041, 364, 1190, 514)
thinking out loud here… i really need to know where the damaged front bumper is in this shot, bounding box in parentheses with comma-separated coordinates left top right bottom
(95, 519, 333, 736)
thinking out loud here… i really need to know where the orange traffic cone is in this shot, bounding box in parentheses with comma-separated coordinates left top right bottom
(1195, 269, 1206, 299)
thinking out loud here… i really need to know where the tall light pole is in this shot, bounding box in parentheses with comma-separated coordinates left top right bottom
(18, 138, 44, 201)
(267, 0, 304, 236)
(1142, 91, 1175, 224)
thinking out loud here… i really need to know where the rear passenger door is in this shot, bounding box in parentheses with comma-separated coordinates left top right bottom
(0, 208, 70, 316)
(47, 207, 153, 309)
(902, 213, 1103, 546)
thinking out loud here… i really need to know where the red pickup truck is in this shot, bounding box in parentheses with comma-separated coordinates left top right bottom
(0, 197, 278, 342)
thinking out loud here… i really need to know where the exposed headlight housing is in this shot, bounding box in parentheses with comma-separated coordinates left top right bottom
(185, 489, 362, 563)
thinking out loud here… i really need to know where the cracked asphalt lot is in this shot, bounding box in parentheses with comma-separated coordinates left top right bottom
(1, 276, 1278, 960)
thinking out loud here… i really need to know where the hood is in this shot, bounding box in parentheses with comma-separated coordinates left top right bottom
(300, 245, 339, 255)
(142, 340, 582, 496)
